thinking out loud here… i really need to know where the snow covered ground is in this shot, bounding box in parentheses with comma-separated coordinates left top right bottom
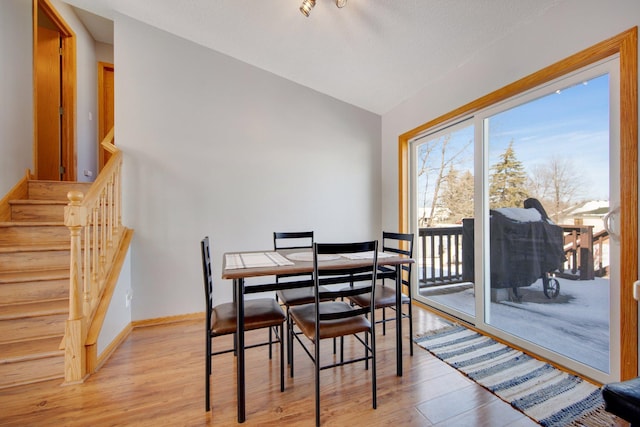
(422, 276, 611, 373)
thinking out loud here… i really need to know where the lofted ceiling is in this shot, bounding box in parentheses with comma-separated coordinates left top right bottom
(64, 0, 561, 115)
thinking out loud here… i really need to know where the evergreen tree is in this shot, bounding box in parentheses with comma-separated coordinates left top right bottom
(489, 141, 528, 208)
(439, 166, 474, 223)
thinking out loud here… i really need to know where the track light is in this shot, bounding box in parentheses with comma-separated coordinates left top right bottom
(300, 0, 316, 17)
(299, 0, 347, 17)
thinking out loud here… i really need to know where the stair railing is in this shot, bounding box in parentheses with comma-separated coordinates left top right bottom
(64, 127, 121, 383)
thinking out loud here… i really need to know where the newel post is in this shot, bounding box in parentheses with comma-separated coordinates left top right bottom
(64, 191, 87, 383)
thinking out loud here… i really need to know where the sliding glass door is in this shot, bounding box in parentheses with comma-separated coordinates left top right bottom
(410, 57, 624, 383)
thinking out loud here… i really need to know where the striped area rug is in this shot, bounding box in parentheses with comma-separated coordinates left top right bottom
(415, 326, 618, 426)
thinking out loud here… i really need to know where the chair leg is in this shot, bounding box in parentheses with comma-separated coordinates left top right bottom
(365, 331, 369, 370)
(290, 315, 295, 378)
(269, 327, 273, 359)
(408, 301, 414, 356)
(382, 306, 387, 335)
(206, 334, 211, 411)
(371, 328, 377, 409)
(315, 338, 321, 427)
(279, 323, 285, 392)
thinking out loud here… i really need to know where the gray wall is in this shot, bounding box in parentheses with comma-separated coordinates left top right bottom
(0, 0, 33, 195)
(114, 14, 382, 320)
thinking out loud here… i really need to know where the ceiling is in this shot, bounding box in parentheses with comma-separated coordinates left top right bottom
(64, 0, 562, 115)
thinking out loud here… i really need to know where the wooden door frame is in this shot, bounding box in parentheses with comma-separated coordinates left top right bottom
(33, 0, 76, 181)
(97, 61, 114, 171)
(398, 27, 638, 381)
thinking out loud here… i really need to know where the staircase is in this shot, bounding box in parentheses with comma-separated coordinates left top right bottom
(0, 180, 91, 389)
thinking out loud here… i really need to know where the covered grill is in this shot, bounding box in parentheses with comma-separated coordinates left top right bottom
(462, 198, 565, 299)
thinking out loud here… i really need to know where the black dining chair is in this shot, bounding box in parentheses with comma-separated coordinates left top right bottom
(273, 231, 332, 372)
(201, 236, 286, 412)
(347, 232, 415, 355)
(289, 241, 379, 426)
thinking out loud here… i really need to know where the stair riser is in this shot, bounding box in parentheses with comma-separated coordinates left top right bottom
(0, 354, 64, 389)
(0, 225, 69, 245)
(0, 279, 69, 304)
(0, 250, 70, 272)
(0, 313, 67, 343)
(11, 204, 65, 222)
(28, 181, 92, 201)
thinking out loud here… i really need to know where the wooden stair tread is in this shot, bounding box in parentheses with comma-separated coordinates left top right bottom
(9, 200, 67, 205)
(0, 299, 68, 320)
(0, 242, 70, 252)
(0, 336, 64, 363)
(0, 268, 69, 284)
(0, 221, 65, 227)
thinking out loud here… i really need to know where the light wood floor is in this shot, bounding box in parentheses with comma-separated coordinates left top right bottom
(1, 305, 605, 426)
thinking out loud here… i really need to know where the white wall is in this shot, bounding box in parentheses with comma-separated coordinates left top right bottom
(95, 41, 113, 64)
(51, 0, 98, 182)
(0, 1, 100, 191)
(0, 0, 33, 194)
(381, 0, 640, 234)
(98, 246, 132, 355)
(114, 15, 381, 321)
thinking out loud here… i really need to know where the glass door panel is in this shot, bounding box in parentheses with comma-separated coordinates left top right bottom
(482, 65, 618, 378)
(411, 120, 476, 320)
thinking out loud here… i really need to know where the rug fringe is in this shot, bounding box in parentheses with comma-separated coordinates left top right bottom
(567, 406, 621, 427)
(413, 323, 458, 341)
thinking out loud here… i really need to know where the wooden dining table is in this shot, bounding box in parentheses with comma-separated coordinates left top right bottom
(221, 247, 414, 423)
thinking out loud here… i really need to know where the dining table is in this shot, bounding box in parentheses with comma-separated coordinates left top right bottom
(221, 247, 414, 423)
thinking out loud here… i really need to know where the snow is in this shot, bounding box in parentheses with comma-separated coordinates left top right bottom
(492, 207, 542, 223)
(421, 276, 611, 373)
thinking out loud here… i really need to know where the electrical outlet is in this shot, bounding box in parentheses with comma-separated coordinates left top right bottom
(84, 169, 93, 177)
(125, 289, 133, 307)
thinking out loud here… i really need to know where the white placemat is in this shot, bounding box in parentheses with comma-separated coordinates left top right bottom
(225, 252, 295, 269)
(338, 251, 395, 260)
(286, 252, 341, 262)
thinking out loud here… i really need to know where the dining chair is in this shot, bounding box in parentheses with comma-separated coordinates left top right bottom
(289, 241, 379, 426)
(347, 232, 415, 355)
(201, 236, 285, 412)
(273, 231, 332, 372)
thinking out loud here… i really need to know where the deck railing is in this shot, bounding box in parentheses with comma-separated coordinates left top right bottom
(418, 226, 465, 286)
(417, 221, 607, 287)
(64, 127, 122, 383)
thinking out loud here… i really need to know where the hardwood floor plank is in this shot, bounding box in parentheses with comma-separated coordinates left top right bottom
(0, 306, 541, 426)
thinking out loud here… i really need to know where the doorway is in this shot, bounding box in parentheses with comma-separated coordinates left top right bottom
(33, 0, 76, 181)
(98, 62, 114, 171)
(400, 28, 638, 383)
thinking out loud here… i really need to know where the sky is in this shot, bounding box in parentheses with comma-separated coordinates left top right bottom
(416, 71, 611, 208)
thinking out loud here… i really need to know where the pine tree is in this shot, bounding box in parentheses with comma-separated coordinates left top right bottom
(439, 166, 474, 223)
(489, 141, 528, 208)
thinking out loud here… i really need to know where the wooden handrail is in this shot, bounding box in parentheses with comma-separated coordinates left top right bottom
(64, 126, 123, 383)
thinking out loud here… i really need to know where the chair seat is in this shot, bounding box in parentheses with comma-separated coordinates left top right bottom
(602, 377, 640, 424)
(211, 298, 285, 335)
(277, 286, 331, 306)
(289, 301, 370, 340)
(348, 284, 410, 309)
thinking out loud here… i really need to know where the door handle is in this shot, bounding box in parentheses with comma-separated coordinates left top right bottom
(603, 207, 620, 242)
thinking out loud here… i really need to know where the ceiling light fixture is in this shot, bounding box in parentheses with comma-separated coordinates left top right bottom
(300, 0, 316, 17)
(300, 0, 347, 17)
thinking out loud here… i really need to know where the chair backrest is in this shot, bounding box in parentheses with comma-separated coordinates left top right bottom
(313, 241, 379, 322)
(273, 231, 314, 250)
(201, 236, 213, 322)
(382, 232, 414, 287)
(274, 232, 314, 282)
